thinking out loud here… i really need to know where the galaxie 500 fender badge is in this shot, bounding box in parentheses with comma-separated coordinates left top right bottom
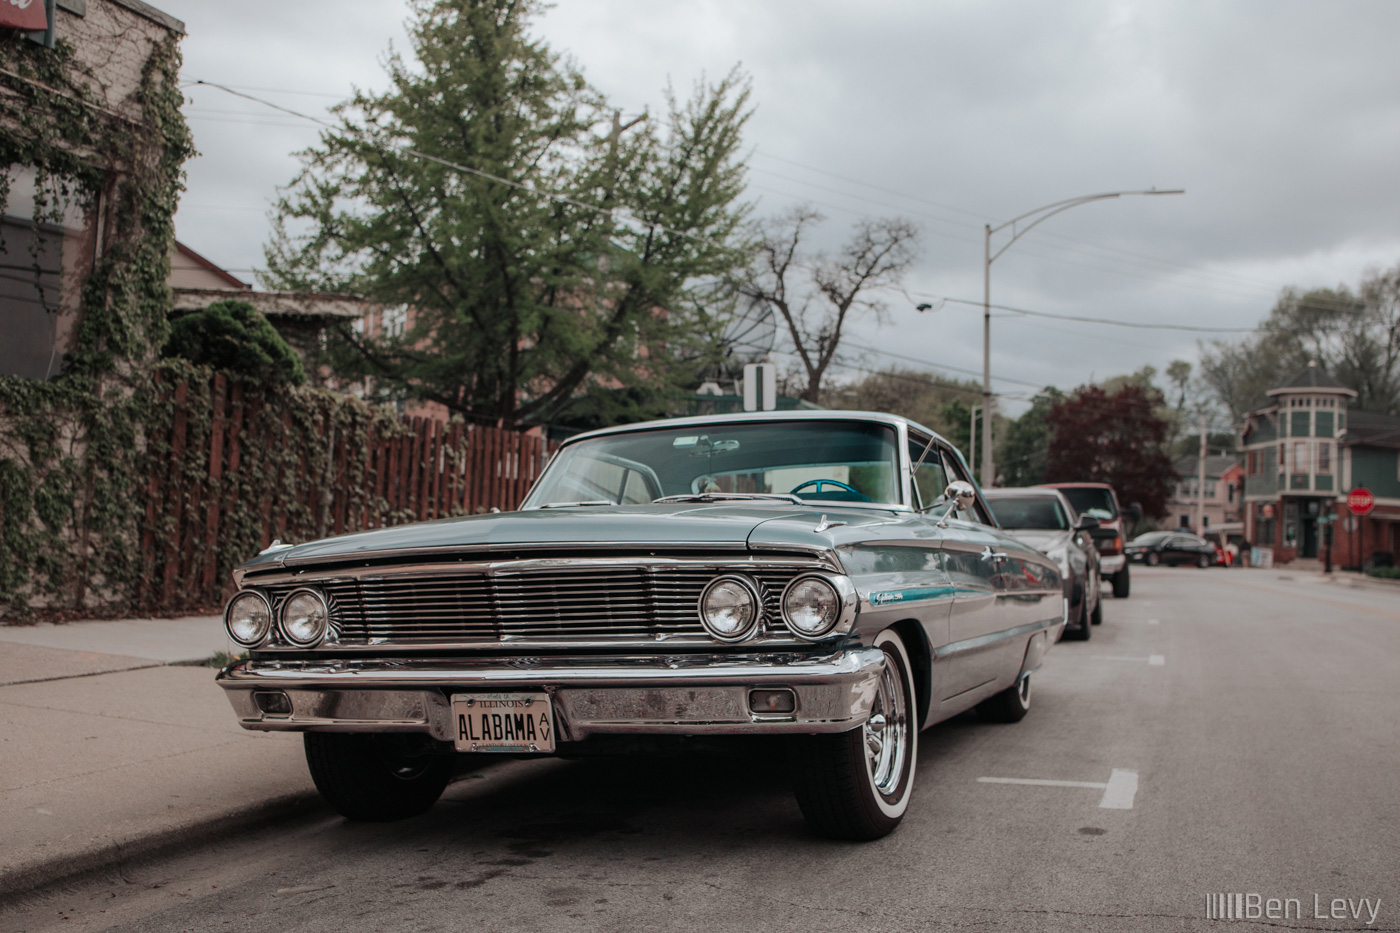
(869, 591, 904, 606)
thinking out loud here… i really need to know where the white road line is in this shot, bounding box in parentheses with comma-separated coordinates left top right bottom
(977, 777, 1108, 789)
(1098, 768, 1139, 809)
(1086, 652, 1164, 661)
(978, 769, 1142, 810)
(1147, 618, 1159, 625)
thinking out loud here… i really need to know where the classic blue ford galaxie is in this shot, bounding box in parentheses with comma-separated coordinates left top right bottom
(217, 411, 1065, 839)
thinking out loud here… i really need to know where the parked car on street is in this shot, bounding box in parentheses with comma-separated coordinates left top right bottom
(1125, 531, 1218, 567)
(985, 488, 1102, 640)
(216, 411, 1066, 841)
(1039, 482, 1139, 598)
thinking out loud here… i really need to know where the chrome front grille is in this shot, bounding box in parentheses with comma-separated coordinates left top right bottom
(267, 561, 818, 646)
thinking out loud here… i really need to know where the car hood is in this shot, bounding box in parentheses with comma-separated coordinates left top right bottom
(997, 529, 1073, 554)
(235, 503, 896, 579)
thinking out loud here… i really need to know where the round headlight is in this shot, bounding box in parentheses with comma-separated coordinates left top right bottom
(225, 591, 272, 648)
(782, 576, 841, 639)
(280, 589, 329, 648)
(698, 576, 761, 642)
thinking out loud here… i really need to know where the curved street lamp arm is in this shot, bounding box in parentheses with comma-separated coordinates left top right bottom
(987, 189, 1184, 265)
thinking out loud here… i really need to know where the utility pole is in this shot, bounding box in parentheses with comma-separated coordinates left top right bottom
(1194, 412, 1207, 533)
(968, 405, 979, 478)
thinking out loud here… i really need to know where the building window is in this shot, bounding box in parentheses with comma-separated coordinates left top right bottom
(1317, 443, 1331, 474)
(1293, 441, 1307, 473)
(382, 304, 407, 338)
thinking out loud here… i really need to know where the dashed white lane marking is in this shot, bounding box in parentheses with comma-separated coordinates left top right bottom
(1120, 618, 1160, 625)
(978, 777, 1107, 789)
(1099, 769, 1140, 809)
(978, 769, 1141, 809)
(1147, 618, 1159, 625)
(1092, 655, 1166, 665)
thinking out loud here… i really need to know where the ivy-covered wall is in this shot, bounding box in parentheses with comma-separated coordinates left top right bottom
(0, 4, 193, 618)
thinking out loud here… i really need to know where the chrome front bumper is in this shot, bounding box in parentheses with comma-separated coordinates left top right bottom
(216, 648, 885, 743)
(1100, 554, 1126, 574)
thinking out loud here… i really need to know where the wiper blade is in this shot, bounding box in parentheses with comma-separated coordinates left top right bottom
(537, 500, 615, 509)
(653, 493, 803, 505)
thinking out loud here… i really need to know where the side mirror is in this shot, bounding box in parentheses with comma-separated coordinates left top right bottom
(1075, 515, 1101, 532)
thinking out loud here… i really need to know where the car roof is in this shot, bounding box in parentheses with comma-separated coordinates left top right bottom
(983, 486, 1076, 513)
(559, 409, 947, 447)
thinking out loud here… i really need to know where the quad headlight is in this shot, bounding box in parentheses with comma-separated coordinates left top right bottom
(224, 591, 272, 648)
(280, 588, 330, 648)
(782, 575, 843, 638)
(698, 576, 761, 642)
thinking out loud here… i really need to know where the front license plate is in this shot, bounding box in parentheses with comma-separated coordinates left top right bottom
(451, 691, 555, 753)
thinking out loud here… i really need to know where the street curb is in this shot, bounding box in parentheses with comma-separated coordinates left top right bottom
(0, 789, 324, 902)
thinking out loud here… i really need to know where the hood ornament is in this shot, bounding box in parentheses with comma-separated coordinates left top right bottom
(814, 514, 846, 534)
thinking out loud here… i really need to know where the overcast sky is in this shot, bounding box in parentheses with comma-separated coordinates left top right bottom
(156, 0, 1400, 415)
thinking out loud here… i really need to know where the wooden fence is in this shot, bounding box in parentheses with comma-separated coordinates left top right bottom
(137, 374, 553, 612)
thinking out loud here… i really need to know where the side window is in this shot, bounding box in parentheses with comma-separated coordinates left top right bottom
(907, 436, 949, 510)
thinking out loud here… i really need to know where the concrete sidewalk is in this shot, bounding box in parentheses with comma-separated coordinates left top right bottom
(0, 616, 319, 899)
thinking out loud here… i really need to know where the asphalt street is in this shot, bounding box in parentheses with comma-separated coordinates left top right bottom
(3, 568, 1397, 933)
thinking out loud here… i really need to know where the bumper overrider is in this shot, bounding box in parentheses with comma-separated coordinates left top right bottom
(216, 647, 886, 744)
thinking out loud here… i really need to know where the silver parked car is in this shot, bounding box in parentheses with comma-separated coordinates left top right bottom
(217, 412, 1066, 840)
(984, 487, 1103, 640)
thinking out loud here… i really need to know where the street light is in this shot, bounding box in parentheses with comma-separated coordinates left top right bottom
(974, 188, 1184, 488)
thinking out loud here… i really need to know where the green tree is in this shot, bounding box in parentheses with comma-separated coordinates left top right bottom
(264, 0, 752, 426)
(821, 367, 983, 454)
(998, 388, 1062, 487)
(162, 300, 305, 387)
(1200, 266, 1400, 418)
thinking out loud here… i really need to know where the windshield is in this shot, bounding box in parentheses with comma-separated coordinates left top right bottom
(1057, 487, 1118, 521)
(986, 495, 1069, 530)
(524, 420, 902, 508)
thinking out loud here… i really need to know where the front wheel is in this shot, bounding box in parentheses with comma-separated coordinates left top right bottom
(1112, 565, 1131, 598)
(791, 628, 917, 841)
(1145, 552, 1161, 567)
(304, 733, 452, 822)
(1090, 592, 1104, 625)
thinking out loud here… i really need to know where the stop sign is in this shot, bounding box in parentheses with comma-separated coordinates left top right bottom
(1347, 487, 1375, 515)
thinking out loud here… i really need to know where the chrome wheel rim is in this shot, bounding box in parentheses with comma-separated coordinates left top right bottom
(865, 652, 909, 797)
(1017, 674, 1031, 709)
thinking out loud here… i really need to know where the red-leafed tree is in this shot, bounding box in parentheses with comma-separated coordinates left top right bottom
(1045, 384, 1175, 520)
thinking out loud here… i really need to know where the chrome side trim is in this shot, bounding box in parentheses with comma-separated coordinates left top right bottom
(932, 618, 1061, 660)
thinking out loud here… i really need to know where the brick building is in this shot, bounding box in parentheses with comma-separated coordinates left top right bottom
(1167, 455, 1243, 533)
(1, 0, 186, 379)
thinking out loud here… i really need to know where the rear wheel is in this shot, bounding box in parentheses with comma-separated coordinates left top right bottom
(1112, 565, 1131, 598)
(976, 672, 1032, 723)
(791, 628, 917, 841)
(1145, 552, 1161, 567)
(304, 733, 452, 822)
(1197, 553, 1210, 568)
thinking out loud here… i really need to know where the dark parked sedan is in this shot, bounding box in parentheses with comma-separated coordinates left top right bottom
(1125, 531, 1217, 567)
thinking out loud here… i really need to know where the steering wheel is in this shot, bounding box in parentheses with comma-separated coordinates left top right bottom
(789, 479, 872, 501)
